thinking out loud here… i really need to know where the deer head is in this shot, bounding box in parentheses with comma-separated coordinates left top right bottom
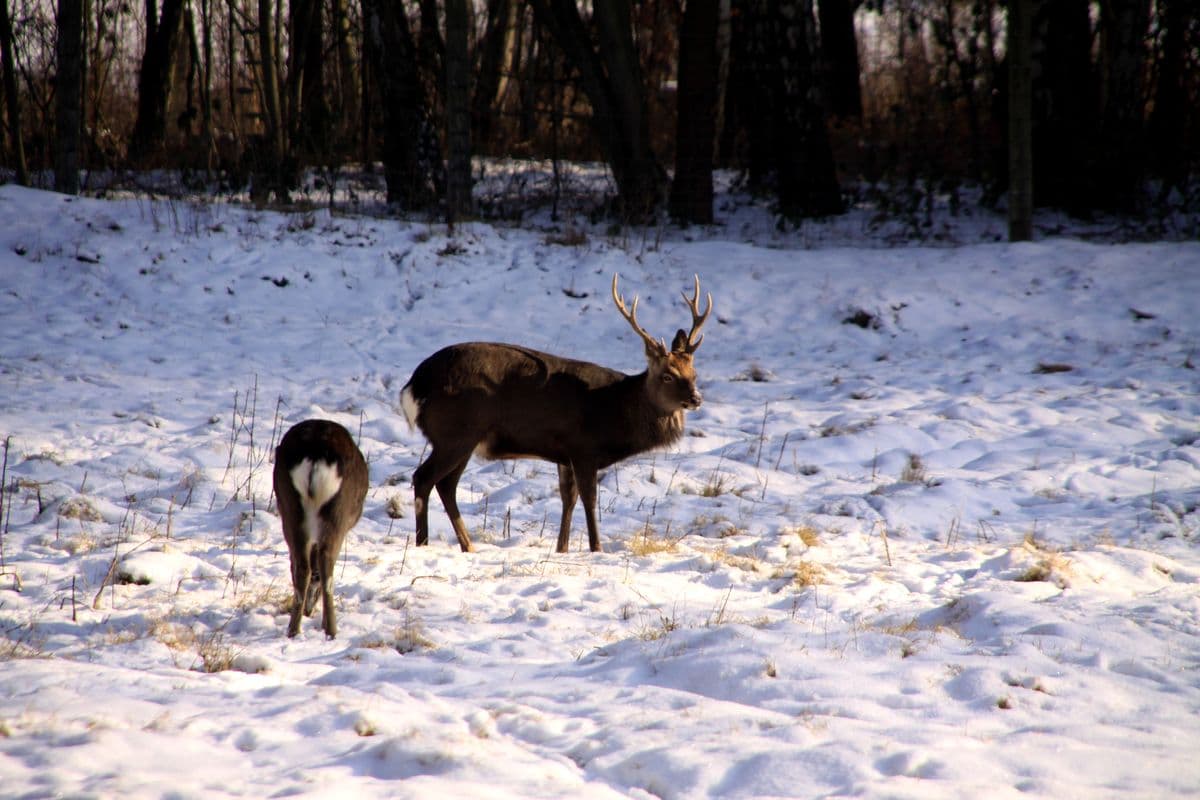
(612, 273, 712, 413)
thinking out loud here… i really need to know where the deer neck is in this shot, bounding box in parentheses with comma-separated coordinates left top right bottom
(622, 372, 686, 448)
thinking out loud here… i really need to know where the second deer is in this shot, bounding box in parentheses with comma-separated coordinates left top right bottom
(274, 419, 368, 638)
(400, 274, 712, 553)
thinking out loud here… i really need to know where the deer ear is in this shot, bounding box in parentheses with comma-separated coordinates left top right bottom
(644, 336, 669, 359)
(671, 329, 689, 353)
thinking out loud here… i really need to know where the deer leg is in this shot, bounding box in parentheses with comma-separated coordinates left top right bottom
(434, 456, 475, 552)
(413, 446, 472, 547)
(574, 464, 603, 553)
(287, 545, 310, 638)
(312, 537, 336, 638)
(555, 464, 579, 553)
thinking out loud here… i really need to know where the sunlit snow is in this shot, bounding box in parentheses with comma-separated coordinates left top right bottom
(1, 177, 1198, 799)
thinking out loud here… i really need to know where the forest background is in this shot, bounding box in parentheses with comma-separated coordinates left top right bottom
(0, 0, 1195, 237)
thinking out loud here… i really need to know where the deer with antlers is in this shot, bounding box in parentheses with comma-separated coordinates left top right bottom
(400, 274, 713, 553)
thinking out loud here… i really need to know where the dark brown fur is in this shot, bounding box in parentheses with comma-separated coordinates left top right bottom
(402, 275, 711, 554)
(274, 419, 368, 638)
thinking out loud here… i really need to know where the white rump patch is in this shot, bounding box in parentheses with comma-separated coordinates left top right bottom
(400, 385, 422, 430)
(290, 458, 342, 546)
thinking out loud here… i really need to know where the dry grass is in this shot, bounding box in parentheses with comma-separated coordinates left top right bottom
(0, 624, 48, 660)
(1016, 535, 1073, 587)
(148, 618, 243, 673)
(788, 524, 822, 548)
(392, 612, 438, 654)
(58, 496, 103, 521)
(710, 547, 764, 574)
(685, 514, 744, 539)
(772, 559, 825, 588)
(232, 582, 292, 616)
(900, 453, 927, 484)
(628, 523, 680, 556)
(637, 609, 679, 641)
(791, 560, 825, 588)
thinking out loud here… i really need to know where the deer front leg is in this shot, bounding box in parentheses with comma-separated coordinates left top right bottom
(574, 463, 602, 553)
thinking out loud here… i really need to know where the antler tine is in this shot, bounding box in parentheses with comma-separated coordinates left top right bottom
(612, 273, 666, 353)
(680, 274, 713, 352)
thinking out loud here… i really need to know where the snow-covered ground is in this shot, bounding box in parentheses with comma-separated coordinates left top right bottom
(1, 178, 1198, 799)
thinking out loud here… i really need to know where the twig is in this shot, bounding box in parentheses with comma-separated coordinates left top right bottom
(0, 436, 9, 569)
(774, 431, 791, 471)
(755, 401, 769, 469)
(93, 544, 122, 610)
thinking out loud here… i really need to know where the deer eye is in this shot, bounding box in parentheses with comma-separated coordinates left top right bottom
(662, 373, 675, 383)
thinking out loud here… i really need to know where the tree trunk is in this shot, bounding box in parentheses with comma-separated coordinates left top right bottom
(445, 0, 473, 223)
(773, 0, 843, 219)
(1095, 0, 1150, 212)
(331, 0, 358, 150)
(727, 0, 774, 190)
(286, 0, 326, 160)
(196, 0, 214, 167)
(817, 0, 861, 120)
(1007, 0, 1033, 241)
(254, 0, 286, 201)
(472, 0, 518, 149)
(1031, 0, 1095, 213)
(129, 0, 186, 163)
(55, 0, 83, 193)
(530, 0, 666, 220)
(670, 0, 718, 224)
(1146, 0, 1188, 196)
(362, 0, 441, 209)
(0, 0, 28, 185)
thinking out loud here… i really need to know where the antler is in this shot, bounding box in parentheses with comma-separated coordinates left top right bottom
(612, 274, 666, 355)
(680, 274, 713, 353)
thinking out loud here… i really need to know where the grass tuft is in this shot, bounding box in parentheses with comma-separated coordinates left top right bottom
(628, 523, 679, 556)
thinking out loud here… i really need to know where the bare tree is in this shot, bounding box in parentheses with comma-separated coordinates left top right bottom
(330, 0, 358, 151)
(733, 0, 841, 219)
(0, 0, 28, 184)
(1008, 0, 1033, 240)
(362, 0, 440, 208)
(1146, 0, 1190, 198)
(1095, 0, 1151, 212)
(670, 0, 719, 224)
(129, 0, 186, 162)
(472, 0, 518, 148)
(55, 0, 83, 193)
(251, 0, 287, 200)
(530, 0, 666, 219)
(818, 0, 861, 121)
(1031, 0, 1094, 213)
(445, 0, 472, 222)
(286, 0, 327, 159)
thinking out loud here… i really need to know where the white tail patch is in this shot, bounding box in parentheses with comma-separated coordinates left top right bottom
(400, 384, 422, 430)
(289, 458, 343, 550)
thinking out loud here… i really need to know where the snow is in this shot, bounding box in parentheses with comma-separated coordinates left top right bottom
(1, 178, 1199, 799)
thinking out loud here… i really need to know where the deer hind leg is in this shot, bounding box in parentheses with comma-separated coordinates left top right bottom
(555, 464, 579, 553)
(574, 463, 602, 553)
(316, 538, 339, 639)
(287, 541, 311, 638)
(434, 456, 475, 552)
(413, 445, 474, 549)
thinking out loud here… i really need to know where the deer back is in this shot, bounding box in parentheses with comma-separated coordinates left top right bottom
(402, 342, 688, 469)
(274, 419, 368, 546)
